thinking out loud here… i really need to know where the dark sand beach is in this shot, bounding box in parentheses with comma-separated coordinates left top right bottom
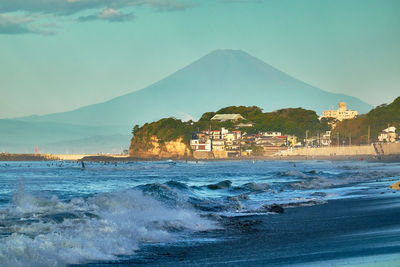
(107, 193, 400, 266)
(2, 160, 400, 266)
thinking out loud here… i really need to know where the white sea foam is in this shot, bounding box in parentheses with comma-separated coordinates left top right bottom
(0, 187, 217, 267)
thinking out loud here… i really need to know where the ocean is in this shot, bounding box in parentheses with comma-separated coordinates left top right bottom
(0, 160, 399, 266)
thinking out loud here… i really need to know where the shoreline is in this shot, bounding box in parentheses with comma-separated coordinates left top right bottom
(2, 156, 400, 266)
(1, 152, 399, 162)
(104, 193, 400, 266)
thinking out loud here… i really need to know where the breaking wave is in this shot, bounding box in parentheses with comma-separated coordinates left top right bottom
(1, 160, 397, 266)
(0, 185, 216, 267)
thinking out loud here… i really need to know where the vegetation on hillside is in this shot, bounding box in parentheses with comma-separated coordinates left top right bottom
(130, 105, 330, 151)
(130, 118, 193, 151)
(332, 97, 400, 145)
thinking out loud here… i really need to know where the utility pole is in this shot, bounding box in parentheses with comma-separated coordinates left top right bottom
(337, 132, 340, 146)
(305, 130, 309, 147)
(349, 133, 352, 146)
(318, 131, 320, 146)
(239, 133, 242, 158)
(367, 125, 370, 145)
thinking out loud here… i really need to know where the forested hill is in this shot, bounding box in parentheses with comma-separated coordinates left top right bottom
(332, 96, 400, 144)
(130, 106, 331, 152)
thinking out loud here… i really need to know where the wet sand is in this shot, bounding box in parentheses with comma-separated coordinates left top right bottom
(94, 192, 400, 266)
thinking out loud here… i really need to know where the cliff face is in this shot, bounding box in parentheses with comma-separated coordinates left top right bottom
(129, 136, 191, 159)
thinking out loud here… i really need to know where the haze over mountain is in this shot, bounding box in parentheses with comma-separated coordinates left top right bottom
(1, 49, 372, 153)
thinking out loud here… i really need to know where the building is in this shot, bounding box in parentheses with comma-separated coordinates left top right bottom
(234, 122, 254, 129)
(378, 127, 398, 143)
(190, 139, 211, 151)
(255, 135, 287, 147)
(211, 140, 225, 151)
(320, 102, 358, 122)
(320, 131, 332, 146)
(210, 114, 245, 122)
(225, 131, 241, 143)
(287, 135, 299, 147)
(201, 127, 229, 140)
(191, 125, 295, 157)
(192, 132, 206, 140)
(260, 131, 282, 137)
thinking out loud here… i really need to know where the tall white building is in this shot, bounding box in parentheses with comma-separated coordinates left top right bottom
(320, 102, 358, 121)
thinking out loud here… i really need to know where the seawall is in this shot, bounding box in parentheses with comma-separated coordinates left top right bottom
(277, 143, 400, 157)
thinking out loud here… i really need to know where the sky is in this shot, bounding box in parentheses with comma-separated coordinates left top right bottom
(0, 0, 399, 119)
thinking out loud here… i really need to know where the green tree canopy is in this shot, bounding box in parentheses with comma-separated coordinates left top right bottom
(333, 96, 400, 144)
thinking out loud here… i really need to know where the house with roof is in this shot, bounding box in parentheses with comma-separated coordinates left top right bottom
(210, 114, 245, 122)
(378, 126, 398, 143)
(190, 139, 211, 151)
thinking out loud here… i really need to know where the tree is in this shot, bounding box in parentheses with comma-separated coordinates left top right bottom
(132, 124, 140, 136)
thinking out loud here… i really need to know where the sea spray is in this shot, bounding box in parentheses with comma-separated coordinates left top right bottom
(0, 160, 397, 266)
(0, 187, 217, 266)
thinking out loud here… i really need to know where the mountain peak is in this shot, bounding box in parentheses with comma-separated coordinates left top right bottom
(203, 49, 256, 61)
(18, 49, 372, 129)
(6, 49, 373, 152)
(208, 49, 249, 55)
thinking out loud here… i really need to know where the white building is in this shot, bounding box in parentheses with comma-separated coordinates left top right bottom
(190, 139, 211, 151)
(378, 126, 398, 143)
(320, 131, 332, 146)
(261, 131, 282, 137)
(320, 102, 358, 122)
(211, 114, 245, 122)
(225, 131, 241, 143)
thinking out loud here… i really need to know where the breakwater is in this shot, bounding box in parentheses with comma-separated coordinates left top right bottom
(0, 153, 131, 161)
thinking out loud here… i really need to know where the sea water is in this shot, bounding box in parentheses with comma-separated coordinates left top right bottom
(0, 160, 399, 266)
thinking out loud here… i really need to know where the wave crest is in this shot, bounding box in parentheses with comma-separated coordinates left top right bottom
(0, 187, 216, 266)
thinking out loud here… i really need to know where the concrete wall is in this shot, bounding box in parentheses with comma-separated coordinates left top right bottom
(52, 154, 93, 160)
(263, 147, 286, 155)
(278, 143, 400, 157)
(381, 143, 400, 155)
(213, 151, 228, 159)
(193, 151, 214, 159)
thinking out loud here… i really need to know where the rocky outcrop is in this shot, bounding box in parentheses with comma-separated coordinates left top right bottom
(265, 204, 285, 214)
(129, 136, 191, 159)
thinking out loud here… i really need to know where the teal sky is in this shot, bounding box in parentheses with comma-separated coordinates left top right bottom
(1, 0, 399, 118)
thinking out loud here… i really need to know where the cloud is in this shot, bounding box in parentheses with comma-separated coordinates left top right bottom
(0, 14, 55, 35)
(0, 0, 197, 35)
(220, 0, 263, 3)
(0, 0, 197, 15)
(146, 1, 198, 12)
(78, 8, 135, 22)
(176, 112, 196, 122)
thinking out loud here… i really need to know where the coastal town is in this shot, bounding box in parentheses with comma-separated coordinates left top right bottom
(189, 102, 399, 158)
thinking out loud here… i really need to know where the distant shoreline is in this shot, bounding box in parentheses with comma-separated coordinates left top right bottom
(1, 152, 399, 162)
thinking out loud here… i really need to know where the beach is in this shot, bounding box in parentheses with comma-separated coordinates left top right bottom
(124, 195, 400, 266)
(0, 160, 399, 266)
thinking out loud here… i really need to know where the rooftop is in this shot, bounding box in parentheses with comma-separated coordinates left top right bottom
(210, 114, 245, 121)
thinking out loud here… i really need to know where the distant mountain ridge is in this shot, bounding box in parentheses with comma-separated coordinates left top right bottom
(2, 49, 373, 153)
